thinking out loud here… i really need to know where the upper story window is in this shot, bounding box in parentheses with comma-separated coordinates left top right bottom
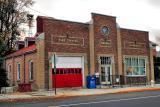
(17, 63, 20, 80)
(29, 60, 33, 80)
(125, 57, 146, 76)
(7, 64, 11, 80)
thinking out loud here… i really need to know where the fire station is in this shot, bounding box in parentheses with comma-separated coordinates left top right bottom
(4, 13, 155, 91)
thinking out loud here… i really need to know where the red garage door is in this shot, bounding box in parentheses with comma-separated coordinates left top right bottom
(52, 68, 82, 88)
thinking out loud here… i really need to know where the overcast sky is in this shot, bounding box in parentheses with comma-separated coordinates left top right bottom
(27, 0, 160, 46)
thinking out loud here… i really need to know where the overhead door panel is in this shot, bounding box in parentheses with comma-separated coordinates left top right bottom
(56, 56, 82, 68)
(52, 56, 83, 88)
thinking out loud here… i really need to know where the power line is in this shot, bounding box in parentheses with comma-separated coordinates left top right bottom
(27, 7, 50, 16)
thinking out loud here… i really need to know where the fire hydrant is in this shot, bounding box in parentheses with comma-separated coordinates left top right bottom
(151, 80, 155, 87)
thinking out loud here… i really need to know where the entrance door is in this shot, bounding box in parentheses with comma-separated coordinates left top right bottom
(101, 65, 112, 84)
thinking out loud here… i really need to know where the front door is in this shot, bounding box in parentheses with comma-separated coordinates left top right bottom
(101, 65, 112, 84)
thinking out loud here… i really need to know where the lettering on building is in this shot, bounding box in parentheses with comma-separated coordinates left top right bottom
(51, 35, 84, 46)
(99, 39, 111, 47)
(124, 42, 146, 49)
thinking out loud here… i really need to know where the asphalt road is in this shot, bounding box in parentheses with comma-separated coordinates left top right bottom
(1, 90, 160, 107)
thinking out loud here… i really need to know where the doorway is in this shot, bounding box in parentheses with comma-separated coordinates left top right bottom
(101, 65, 112, 84)
(99, 56, 112, 85)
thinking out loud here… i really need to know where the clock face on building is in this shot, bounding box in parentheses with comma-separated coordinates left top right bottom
(101, 26, 109, 36)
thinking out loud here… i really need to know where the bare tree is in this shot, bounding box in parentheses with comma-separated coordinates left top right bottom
(0, 0, 34, 56)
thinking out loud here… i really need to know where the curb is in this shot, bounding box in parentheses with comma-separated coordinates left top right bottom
(111, 88, 160, 94)
(1, 87, 160, 103)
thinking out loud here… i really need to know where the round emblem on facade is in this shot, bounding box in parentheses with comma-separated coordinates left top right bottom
(101, 26, 109, 36)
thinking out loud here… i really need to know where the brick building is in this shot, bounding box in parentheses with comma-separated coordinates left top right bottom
(4, 13, 155, 90)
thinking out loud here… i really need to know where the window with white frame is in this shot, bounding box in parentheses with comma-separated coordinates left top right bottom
(29, 60, 33, 80)
(125, 57, 146, 76)
(7, 64, 11, 80)
(17, 63, 20, 80)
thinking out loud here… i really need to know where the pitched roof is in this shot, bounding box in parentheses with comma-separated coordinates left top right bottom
(6, 44, 36, 58)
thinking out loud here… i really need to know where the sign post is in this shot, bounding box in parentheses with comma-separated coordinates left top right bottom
(53, 53, 57, 95)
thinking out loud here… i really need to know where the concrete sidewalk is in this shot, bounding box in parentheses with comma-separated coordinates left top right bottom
(1, 85, 160, 103)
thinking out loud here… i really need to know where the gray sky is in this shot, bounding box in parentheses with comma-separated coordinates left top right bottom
(27, 0, 160, 46)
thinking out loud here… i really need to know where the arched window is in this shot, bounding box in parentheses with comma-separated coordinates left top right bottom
(29, 60, 33, 80)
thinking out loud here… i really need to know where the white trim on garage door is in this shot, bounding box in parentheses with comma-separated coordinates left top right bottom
(52, 56, 85, 87)
(56, 56, 82, 68)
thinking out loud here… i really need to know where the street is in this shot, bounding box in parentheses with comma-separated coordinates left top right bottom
(1, 90, 160, 107)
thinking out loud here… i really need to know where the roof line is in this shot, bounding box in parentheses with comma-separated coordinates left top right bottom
(120, 28, 148, 33)
(37, 15, 89, 25)
(5, 44, 36, 58)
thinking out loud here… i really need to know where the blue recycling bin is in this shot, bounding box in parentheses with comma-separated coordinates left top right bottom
(86, 75, 96, 89)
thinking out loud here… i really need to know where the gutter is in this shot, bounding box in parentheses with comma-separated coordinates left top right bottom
(5, 49, 36, 59)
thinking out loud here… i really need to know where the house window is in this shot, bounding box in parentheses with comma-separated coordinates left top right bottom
(125, 57, 146, 76)
(29, 60, 33, 80)
(17, 63, 20, 80)
(7, 64, 11, 80)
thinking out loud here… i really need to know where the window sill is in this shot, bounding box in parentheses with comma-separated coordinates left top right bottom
(29, 80, 34, 82)
(126, 75, 146, 77)
(17, 80, 20, 82)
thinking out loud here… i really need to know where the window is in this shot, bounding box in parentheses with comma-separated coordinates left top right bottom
(56, 69, 59, 74)
(29, 60, 33, 80)
(101, 26, 109, 36)
(17, 63, 20, 80)
(71, 69, 74, 74)
(60, 69, 63, 74)
(125, 57, 146, 76)
(75, 69, 78, 74)
(7, 64, 11, 80)
(100, 57, 111, 65)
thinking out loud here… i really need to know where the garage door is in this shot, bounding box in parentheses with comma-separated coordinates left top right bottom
(52, 56, 83, 88)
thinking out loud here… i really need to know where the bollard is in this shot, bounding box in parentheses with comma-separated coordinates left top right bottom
(151, 80, 155, 87)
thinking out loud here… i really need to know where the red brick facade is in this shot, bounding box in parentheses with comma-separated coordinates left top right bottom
(121, 28, 150, 55)
(5, 45, 36, 90)
(92, 13, 119, 74)
(4, 13, 154, 90)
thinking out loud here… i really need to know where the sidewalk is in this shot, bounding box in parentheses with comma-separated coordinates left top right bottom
(1, 85, 160, 103)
